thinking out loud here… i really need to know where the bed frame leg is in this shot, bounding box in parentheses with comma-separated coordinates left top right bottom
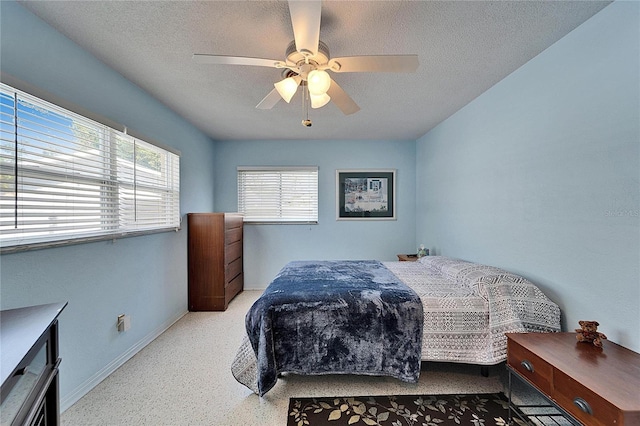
(480, 366, 489, 377)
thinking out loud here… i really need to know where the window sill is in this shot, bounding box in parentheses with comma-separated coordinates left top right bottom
(243, 221, 318, 225)
(0, 227, 181, 254)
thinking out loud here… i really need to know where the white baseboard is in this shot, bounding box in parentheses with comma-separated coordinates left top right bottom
(60, 310, 187, 412)
(243, 285, 267, 291)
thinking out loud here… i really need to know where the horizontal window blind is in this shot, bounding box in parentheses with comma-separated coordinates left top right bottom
(0, 83, 180, 250)
(238, 166, 318, 223)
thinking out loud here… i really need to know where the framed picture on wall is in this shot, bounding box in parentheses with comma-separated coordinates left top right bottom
(336, 169, 396, 220)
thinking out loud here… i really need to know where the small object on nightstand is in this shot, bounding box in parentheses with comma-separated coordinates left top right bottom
(575, 320, 607, 348)
(417, 244, 428, 258)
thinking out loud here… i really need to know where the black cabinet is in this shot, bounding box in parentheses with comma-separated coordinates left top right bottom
(1, 302, 67, 426)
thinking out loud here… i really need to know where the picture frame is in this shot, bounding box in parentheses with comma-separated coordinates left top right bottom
(336, 169, 396, 220)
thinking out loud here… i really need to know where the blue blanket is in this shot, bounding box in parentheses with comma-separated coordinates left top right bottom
(245, 260, 424, 396)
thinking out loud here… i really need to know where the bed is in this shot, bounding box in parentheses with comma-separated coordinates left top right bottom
(231, 256, 561, 396)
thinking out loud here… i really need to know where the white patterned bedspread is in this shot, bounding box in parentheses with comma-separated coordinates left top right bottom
(383, 256, 561, 365)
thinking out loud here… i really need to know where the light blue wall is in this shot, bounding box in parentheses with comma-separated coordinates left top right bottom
(214, 139, 416, 288)
(416, 1, 639, 352)
(2, 0, 637, 413)
(0, 1, 216, 410)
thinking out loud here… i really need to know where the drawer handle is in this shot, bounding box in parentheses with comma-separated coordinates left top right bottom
(520, 359, 534, 373)
(573, 397, 592, 415)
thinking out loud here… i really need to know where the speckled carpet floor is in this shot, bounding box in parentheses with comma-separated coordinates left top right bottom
(61, 290, 508, 426)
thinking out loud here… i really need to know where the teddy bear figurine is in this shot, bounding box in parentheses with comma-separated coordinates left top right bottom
(575, 320, 607, 348)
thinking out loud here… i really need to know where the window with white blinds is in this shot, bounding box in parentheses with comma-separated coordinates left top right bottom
(237, 166, 318, 223)
(0, 83, 180, 251)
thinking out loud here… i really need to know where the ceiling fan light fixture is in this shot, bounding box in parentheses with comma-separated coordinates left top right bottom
(310, 92, 331, 109)
(307, 69, 331, 95)
(274, 77, 299, 103)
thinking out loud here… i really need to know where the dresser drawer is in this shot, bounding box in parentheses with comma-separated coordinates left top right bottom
(224, 214, 243, 230)
(226, 273, 243, 301)
(507, 338, 554, 395)
(225, 241, 242, 265)
(226, 257, 243, 283)
(553, 369, 622, 426)
(225, 227, 242, 245)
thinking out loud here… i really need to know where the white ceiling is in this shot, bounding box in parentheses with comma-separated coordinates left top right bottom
(20, 1, 610, 141)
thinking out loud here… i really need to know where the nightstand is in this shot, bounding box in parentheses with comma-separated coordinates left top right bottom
(506, 332, 640, 426)
(397, 254, 419, 261)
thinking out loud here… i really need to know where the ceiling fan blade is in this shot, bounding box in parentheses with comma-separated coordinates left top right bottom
(192, 54, 284, 68)
(288, 0, 321, 56)
(256, 88, 282, 110)
(326, 78, 360, 115)
(328, 55, 419, 73)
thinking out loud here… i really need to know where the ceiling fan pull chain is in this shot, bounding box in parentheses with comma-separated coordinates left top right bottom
(301, 82, 312, 127)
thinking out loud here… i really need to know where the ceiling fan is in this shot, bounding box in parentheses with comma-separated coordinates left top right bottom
(192, 0, 419, 117)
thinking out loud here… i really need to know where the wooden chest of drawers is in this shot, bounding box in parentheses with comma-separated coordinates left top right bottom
(187, 213, 243, 311)
(507, 332, 640, 426)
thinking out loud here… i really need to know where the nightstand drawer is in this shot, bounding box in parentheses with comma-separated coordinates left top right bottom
(553, 369, 621, 426)
(507, 338, 553, 395)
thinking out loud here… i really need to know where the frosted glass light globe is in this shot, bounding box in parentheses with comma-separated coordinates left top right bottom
(307, 70, 331, 95)
(274, 77, 299, 103)
(310, 93, 331, 108)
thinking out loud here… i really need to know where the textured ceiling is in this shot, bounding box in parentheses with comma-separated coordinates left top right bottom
(20, 1, 610, 141)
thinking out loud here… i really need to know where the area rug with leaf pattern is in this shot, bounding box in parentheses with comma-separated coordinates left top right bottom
(287, 392, 532, 426)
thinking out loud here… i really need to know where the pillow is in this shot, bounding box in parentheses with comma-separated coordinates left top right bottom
(417, 255, 457, 273)
(418, 256, 508, 286)
(472, 273, 543, 302)
(451, 265, 507, 286)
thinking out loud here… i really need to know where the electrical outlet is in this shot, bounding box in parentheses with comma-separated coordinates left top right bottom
(117, 314, 131, 332)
